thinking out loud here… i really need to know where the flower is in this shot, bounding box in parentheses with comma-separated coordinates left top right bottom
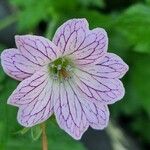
(1, 18, 128, 140)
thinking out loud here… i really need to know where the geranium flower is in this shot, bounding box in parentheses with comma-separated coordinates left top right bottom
(1, 19, 128, 140)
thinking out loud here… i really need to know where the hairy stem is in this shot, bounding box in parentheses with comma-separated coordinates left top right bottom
(41, 123, 48, 150)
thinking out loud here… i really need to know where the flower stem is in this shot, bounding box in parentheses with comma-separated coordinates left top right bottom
(41, 123, 48, 150)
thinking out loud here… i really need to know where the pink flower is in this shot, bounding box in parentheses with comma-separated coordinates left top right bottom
(1, 19, 128, 140)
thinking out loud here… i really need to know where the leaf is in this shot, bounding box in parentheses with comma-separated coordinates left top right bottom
(8, 0, 79, 32)
(131, 53, 150, 115)
(0, 43, 5, 51)
(31, 125, 42, 141)
(9, 0, 52, 31)
(78, 0, 105, 8)
(130, 116, 150, 143)
(20, 128, 30, 135)
(9, 0, 106, 32)
(14, 127, 30, 135)
(0, 78, 18, 149)
(114, 4, 150, 53)
(0, 66, 6, 84)
(146, 0, 150, 5)
(0, 44, 6, 83)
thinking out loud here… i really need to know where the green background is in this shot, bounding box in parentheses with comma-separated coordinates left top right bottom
(0, 0, 150, 150)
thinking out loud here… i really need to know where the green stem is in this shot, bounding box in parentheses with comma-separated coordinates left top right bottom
(41, 123, 48, 150)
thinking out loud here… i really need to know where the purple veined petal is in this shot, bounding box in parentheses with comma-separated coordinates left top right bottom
(7, 68, 55, 127)
(53, 18, 89, 54)
(54, 81, 89, 140)
(82, 53, 129, 79)
(54, 79, 109, 139)
(82, 102, 109, 129)
(73, 68, 125, 104)
(68, 81, 110, 130)
(15, 35, 60, 66)
(1, 48, 41, 81)
(52, 18, 108, 65)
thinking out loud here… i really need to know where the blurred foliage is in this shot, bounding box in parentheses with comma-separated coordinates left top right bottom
(78, 0, 105, 7)
(0, 0, 150, 149)
(115, 4, 150, 53)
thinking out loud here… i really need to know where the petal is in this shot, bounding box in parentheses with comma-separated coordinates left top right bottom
(83, 53, 129, 79)
(69, 81, 109, 130)
(15, 35, 60, 66)
(54, 82, 89, 140)
(54, 80, 109, 140)
(53, 18, 108, 65)
(8, 69, 55, 127)
(80, 101, 109, 130)
(53, 18, 89, 53)
(73, 69, 125, 104)
(1, 48, 41, 81)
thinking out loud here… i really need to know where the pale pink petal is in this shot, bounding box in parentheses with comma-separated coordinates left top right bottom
(69, 81, 109, 130)
(54, 82, 89, 140)
(54, 80, 109, 140)
(52, 19, 108, 65)
(53, 18, 89, 53)
(15, 35, 60, 66)
(81, 102, 109, 129)
(1, 48, 41, 81)
(73, 69, 125, 104)
(82, 53, 129, 79)
(7, 69, 55, 127)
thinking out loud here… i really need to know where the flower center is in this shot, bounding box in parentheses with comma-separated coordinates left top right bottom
(49, 57, 74, 81)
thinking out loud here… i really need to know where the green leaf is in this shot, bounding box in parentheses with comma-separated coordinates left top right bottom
(78, 0, 105, 8)
(131, 53, 150, 115)
(115, 4, 150, 53)
(0, 71, 5, 84)
(31, 125, 42, 141)
(146, 0, 150, 5)
(8, 0, 79, 32)
(0, 43, 5, 51)
(20, 128, 30, 135)
(0, 44, 6, 83)
(14, 128, 30, 135)
(130, 116, 150, 143)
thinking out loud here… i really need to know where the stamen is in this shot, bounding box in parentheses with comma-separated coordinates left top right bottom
(49, 57, 74, 81)
(57, 65, 62, 70)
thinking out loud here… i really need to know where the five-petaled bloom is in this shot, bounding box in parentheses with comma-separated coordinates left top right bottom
(1, 18, 128, 140)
